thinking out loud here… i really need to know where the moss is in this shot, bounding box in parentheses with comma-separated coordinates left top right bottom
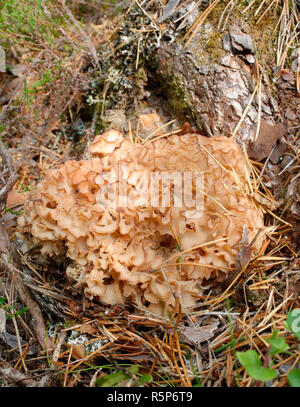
(181, 0, 281, 85)
(211, 0, 280, 80)
(188, 22, 225, 67)
(165, 73, 191, 114)
(147, 53, 196, 125)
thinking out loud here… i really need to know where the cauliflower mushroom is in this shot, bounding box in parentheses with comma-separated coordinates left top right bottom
(18, 129, 265, 315)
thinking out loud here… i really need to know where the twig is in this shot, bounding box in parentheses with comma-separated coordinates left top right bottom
(0, 140, 18, 204)
(0, 255, 48, 350)
(58, 0, 101, 72)
(16, 274, 48, 350)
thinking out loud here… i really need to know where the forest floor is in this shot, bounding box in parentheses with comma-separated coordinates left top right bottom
(0, 0, 299, 387)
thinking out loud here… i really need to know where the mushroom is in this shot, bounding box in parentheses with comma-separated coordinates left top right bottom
(17, 130, 265, 315)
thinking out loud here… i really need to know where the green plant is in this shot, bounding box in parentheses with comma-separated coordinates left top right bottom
(236, 350, 277, 382)
(4, 208, 24, 216)
(0, 297, 28, 320)
(288, 368, 300, 387)
(0, 0, 64, 47)
(236, 309, 300, 386)
(266, 330, 290, 357)
(5, 305, 28, 320)
(0, 123, 6, 135)
(22, 66, 61, 107)
(17, 184, 31, 193)
(95, 365, 153, 387)
(29, 67, 60, 93)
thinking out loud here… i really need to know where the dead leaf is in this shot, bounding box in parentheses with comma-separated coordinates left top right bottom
(238, 245, 252, 269)
(6, 190, 29, 209)
(247, 119, 287, 162)
(0, 331, 37, 355)
(269, 142, 287, 164)
(67, 343, 86, 360)
(237, 225, 251, 269)
(179, 321, 219, 345)
(250, 192, 283, 211)
(0, 308, 36, 354)
(0, 365, 37, 387)
(281, 72, 294, 83)
(75, 324, 97, 335)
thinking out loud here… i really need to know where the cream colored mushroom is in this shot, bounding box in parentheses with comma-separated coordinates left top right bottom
(17, 130, 265, 315)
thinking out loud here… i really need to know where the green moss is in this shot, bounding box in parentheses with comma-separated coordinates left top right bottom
(148, 53, 194, 123)
(188, 23, 225, 67)
(180, 0, 281, 82)
(212, 0, 280, 78)
(0, 0, 65, 48)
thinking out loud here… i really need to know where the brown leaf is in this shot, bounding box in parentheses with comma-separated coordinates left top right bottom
(75, 324, 97, 335)
(247, 119, 287, 162)
(6, 190, 29, 209)
(269, 142, 287, 164)
(67, 343, 86, 360)
(238, 245, 252, 269)
(237, 225, 252, 269)
(179, 321, 219, 345)
(0, 365, 37, 387)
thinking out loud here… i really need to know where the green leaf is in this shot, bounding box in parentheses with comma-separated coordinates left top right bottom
(237, 350, 261, 367)
(287, 309, 300, 339)
(95, 371, 130, 387)
(236, 350, 277, 382)
(266, 331, 289, 356)
(138, 373, 153, 385)
(246, 365, 277, 382)
(288, 369, 300, 387)
(127, 365, 139, 375)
